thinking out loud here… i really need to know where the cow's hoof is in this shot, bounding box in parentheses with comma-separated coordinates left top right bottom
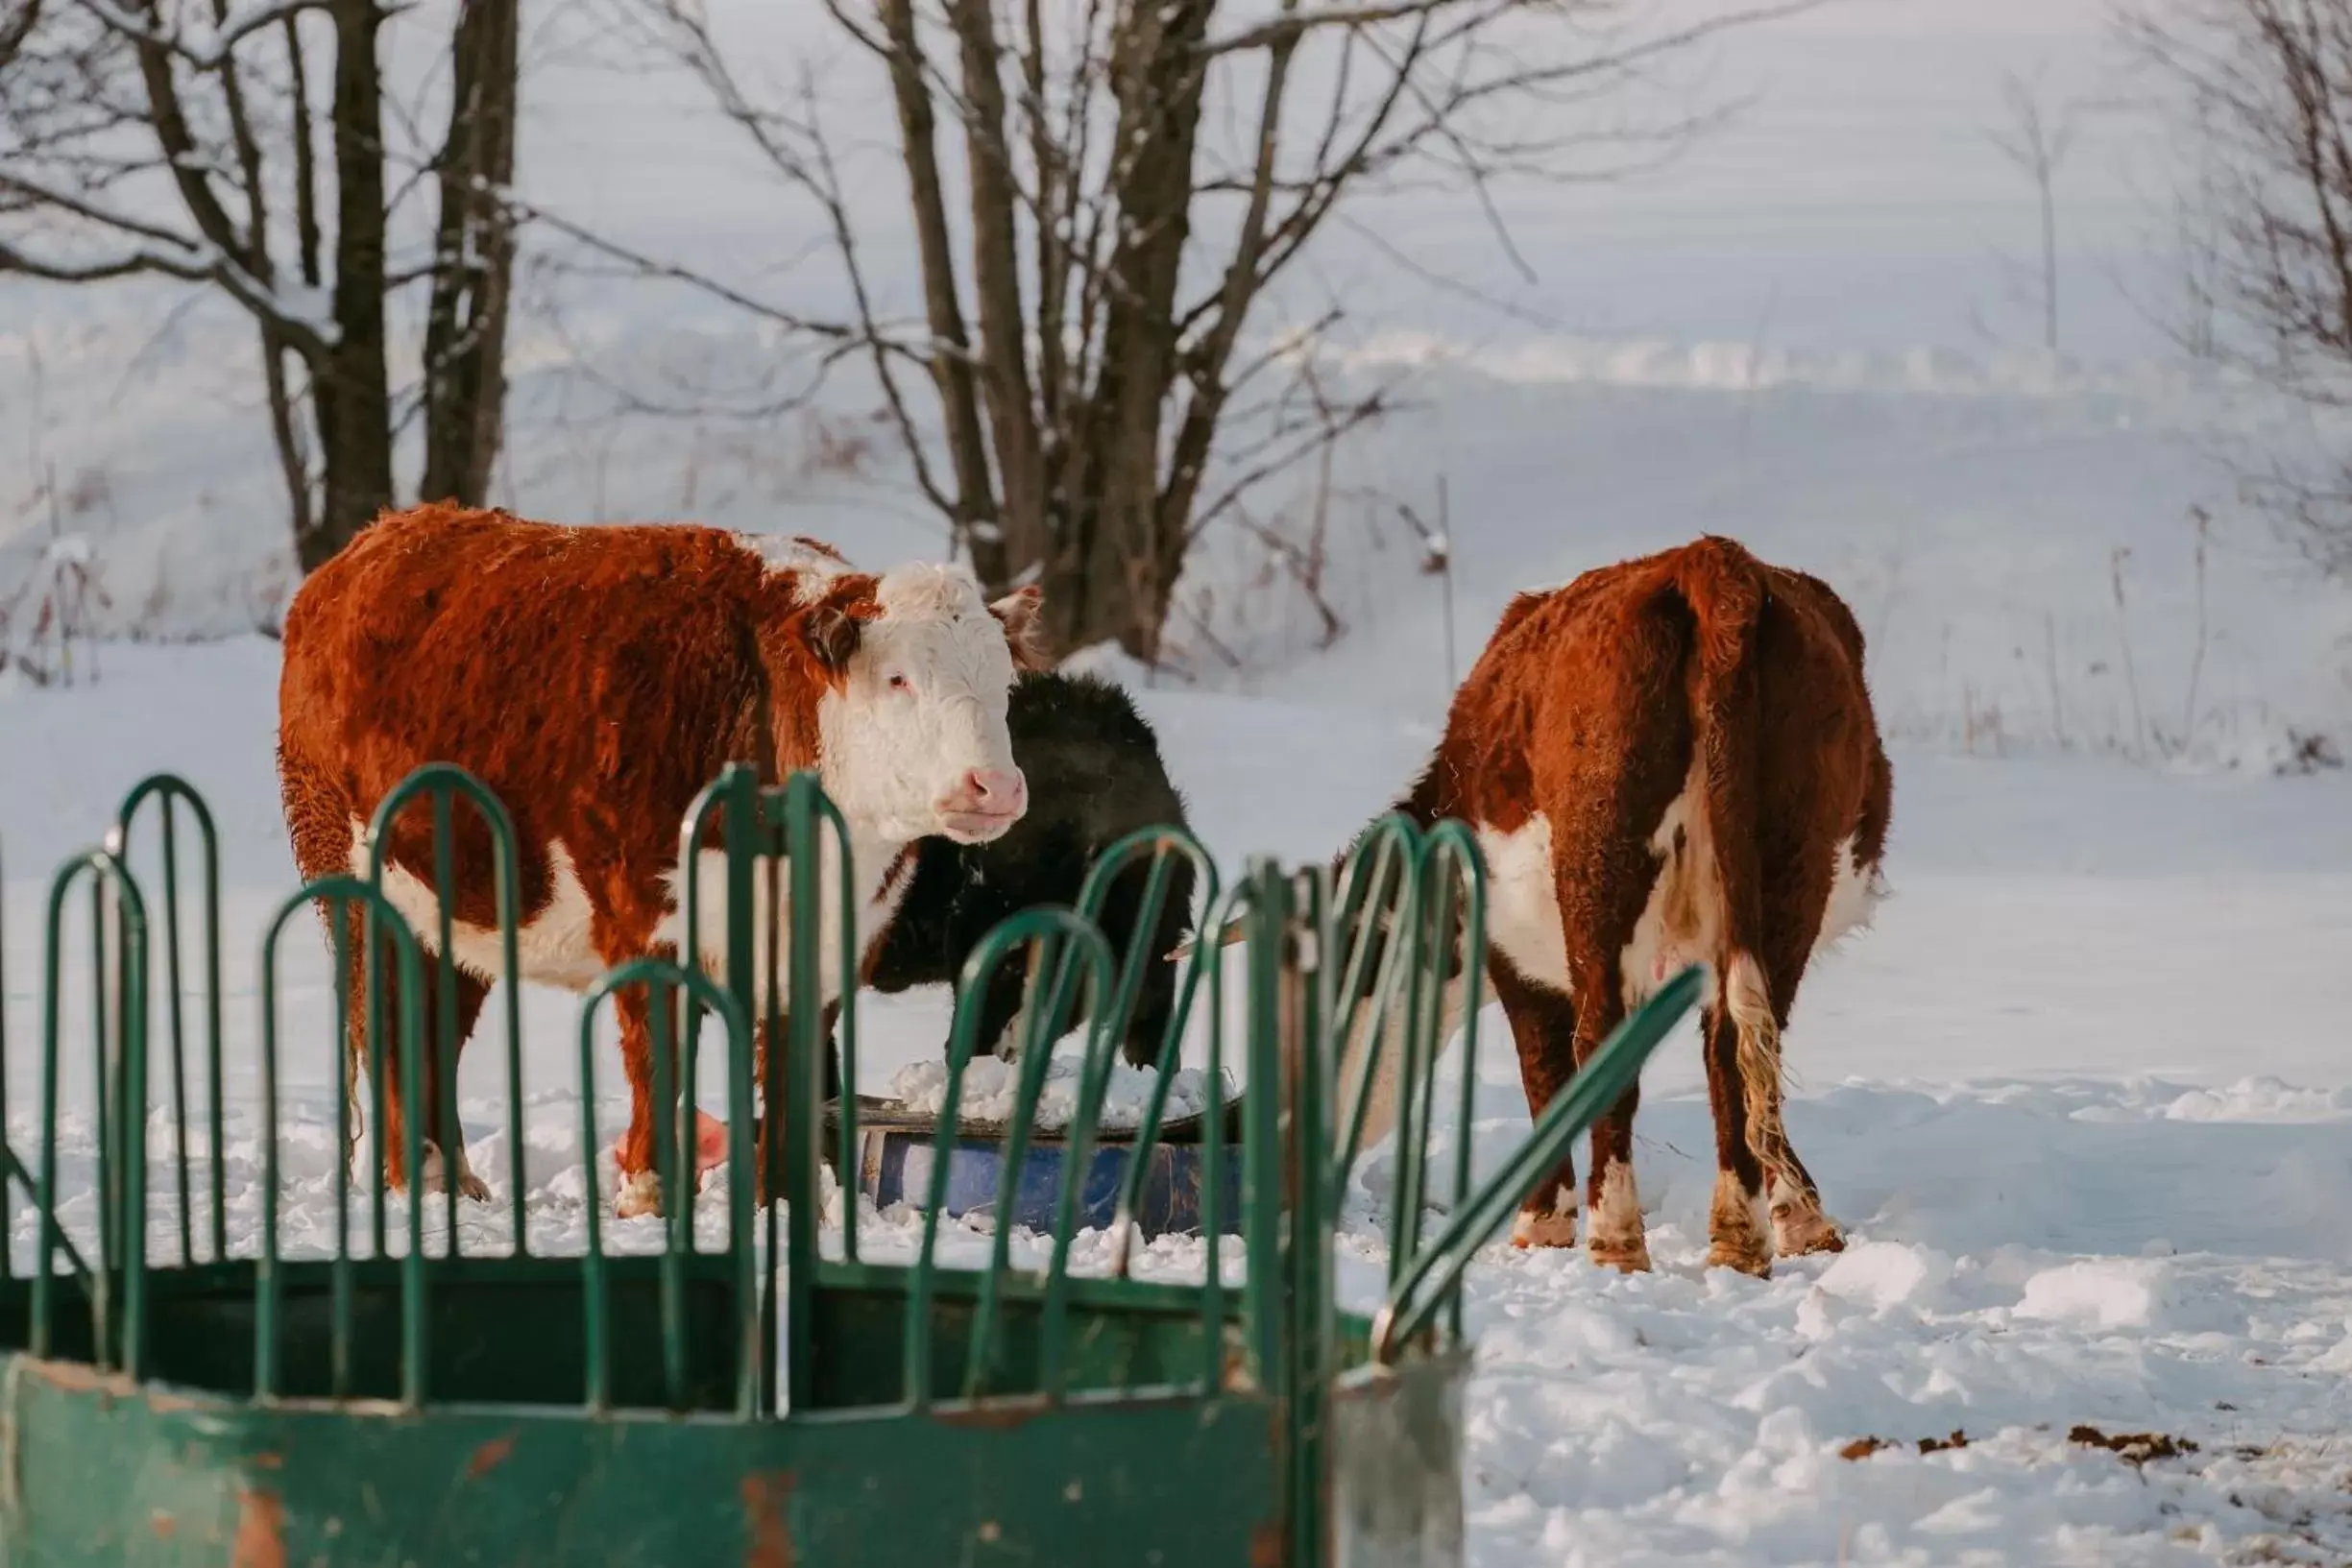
(1706, 1236, 1774, 1278)
(1775, 1208, 1845, 1257)
(1769, 1178, 1844, 1256)
(1510, 1209, 1579, 1248)
(419, 1142, 493, 1203)
(1587, 1234, 1652, 1273)
(1708, 1170, 1774, 1276)
(614, 1170, 664, 1221)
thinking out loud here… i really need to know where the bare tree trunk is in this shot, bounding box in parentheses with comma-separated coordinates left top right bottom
(945, 0, 1049, 573)
(306, 0, 395, 570)
(878, 0, 1007, 587)
(1055, 0, 1214, 660)
(421, 0, 519, 507)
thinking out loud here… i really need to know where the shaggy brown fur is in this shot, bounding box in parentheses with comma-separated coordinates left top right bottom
(277, 502, 1041, 1216)
(1390, 535, 1891, 1276)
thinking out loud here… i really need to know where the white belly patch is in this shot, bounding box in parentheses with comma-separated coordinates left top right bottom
(350, 819, 907, 1007)
(1474, 815, 1573, 996)
(353, 823, 606, 991)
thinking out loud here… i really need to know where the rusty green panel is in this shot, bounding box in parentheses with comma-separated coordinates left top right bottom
(804, 1265, 1228, 1410)
(0, 1354, 1285, 1568)
(0, 1256, 747, 1412)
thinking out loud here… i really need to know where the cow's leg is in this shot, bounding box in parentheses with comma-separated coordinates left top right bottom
(1700, 1003, 1772, 1275)
(751, 1002, 848, 1208)
(1755, 930, 1842, 1259)
(330, 911, 483, 1201)
(279, 751, 379, 1184)
(972, 957, 1032, 1061)
(412, 960, 492, 1202)
(1569, 985, 1649, 1273)
(1491, 962, 1580, 1248)
(1770, 1144, 1842, 1259)
(1555, 831, 1669, 1274)
(1120, 953, 1182, 1072)
(612, 985, 666, 1219)
(609, 968, 743, 1220)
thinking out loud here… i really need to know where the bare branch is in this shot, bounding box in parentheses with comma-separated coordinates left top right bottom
(1200, 0, 1491, 57)
(80, 0, 336, 71)
(493, 183, 859, 343)
(0, 165, 333, 350)
(0, 0, 43, 66)
(623, 0, 1821, 659)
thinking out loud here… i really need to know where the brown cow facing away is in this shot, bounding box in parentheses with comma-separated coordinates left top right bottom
(276, 503, 1049, 1218)
(1347, 536, 1891, 1277)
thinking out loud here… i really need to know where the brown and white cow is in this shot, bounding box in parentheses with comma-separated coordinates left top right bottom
(276, 502, 1049, 1218)
(1345, 535, 1891, 1277)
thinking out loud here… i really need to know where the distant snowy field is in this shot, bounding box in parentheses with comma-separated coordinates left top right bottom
(7, 0, 2352, 1561)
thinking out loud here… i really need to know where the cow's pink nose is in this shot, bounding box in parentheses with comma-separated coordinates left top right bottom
(961, 768, 1026, 813)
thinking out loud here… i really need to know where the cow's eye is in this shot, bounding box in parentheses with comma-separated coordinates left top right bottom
(887, 673, 910, 691)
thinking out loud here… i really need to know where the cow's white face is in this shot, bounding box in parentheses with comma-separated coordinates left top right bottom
(802, 566, 1046, 846)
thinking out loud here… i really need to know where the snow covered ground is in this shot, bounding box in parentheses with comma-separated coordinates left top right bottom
(7, 0, 2352, 1560)
(6, 639, 2352, 1565)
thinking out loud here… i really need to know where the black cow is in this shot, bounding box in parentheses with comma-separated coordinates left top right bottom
(864, 670, 1196, 1068)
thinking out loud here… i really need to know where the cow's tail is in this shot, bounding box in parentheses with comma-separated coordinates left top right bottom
(1673, 538, 1803, 1201)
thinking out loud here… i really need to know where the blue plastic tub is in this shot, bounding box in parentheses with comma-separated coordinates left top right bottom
(850, 1098, 1245, 1240)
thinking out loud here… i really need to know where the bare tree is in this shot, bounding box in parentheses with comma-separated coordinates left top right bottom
(2124, 0, 2352, 574)
(1988, 67, 2081, 353)
(0, 0, 521, 571)
(607, 0, 1809, 663)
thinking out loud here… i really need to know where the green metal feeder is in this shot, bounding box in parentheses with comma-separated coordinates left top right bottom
(0, 767, 1697, 1566)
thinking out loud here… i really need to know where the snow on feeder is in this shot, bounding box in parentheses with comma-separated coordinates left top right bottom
(849, 823, 1245, 1242)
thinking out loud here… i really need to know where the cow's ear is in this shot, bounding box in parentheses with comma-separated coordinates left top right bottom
(799, 603, 861, 672)
(989, 585, 1052, 672)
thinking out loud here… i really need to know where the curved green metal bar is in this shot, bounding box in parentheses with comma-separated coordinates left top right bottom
(35, 850, 147, 1373)
(903, 905, 1103, 1411)
(1322, 815, 1435, 1284)
(981, 922, 1087, 1276)
(1384, 826, 1488, 1293)
(984, 915, 1115, 1402)
(109, 774, 226, 1266)
(773, 771, 861, 1412)
(670, 763, 756, 1266)
(1239, 859, 1290, 1394)
(1327, 815, 1426, 1191)
(1420, 820, 1490, 1341)
(1107, 850, 1240, 1279)
(1189, 880, 1256, 1389)
(1073, 824, 1219, 1057)
(1074, 826, 1231, 1277)
(0, 840, 81, 1291)
(365, 762, 529, 1251)
(256, 875, 424, 1404)
(1283, 859, 1334, 1568)
(809, 783, 862, 1265)
(573, 957, 750, 1415)
(1373, 965, 1704, 1363)
(682, 773, 764, 1370)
